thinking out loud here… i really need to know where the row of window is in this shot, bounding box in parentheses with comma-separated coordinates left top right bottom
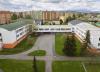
(16, 31, 24, 38)
(16, 28, 24, 33)
(16, 27, 29, 38)
(76, 27, 86, 34)
(34, 28, 71, 31)
(16, 26, 30, 34)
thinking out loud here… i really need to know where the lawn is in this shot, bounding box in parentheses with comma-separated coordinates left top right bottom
(28, 50, 46, 56)
(0, 33, 37, 55)
(55, 33, 65, 55)
(0, 59, 45, 72)
(84, 62, 100, 72)
(52, 61, 84, 72)
(55, 33, 82, 56)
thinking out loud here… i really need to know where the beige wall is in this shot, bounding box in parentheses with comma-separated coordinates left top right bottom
(0, 11, 11, 24)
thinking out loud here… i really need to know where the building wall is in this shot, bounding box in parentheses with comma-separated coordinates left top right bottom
(42, 11, 60, 21)
(0, 24, 31, 48)
(68, 21, 100, 49)
(0, 11, 11, 24)
(90, 31, 100, 49)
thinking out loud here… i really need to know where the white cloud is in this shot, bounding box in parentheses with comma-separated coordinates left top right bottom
(0, 0, 100, 12)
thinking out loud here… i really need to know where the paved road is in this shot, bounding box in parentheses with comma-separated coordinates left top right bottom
(0, 69, 3, 72)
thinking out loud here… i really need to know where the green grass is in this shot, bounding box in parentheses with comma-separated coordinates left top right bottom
(75, 37, 82, 56)
(0, 34, 37, 55)
(28, 50, 46, 56)
(55, 33, 82, 56)
(84, 62, 100, 72)
(55, 33, 65, 55)
(52, 61, 84, 72)
(0, 59, 45, 72)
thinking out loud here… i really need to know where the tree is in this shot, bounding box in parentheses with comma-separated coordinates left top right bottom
(80, 41, 88, 56)
(11, 13, 17, 20)
(63, 34, 77, 56)
(33, 56, 38, 72)
(72, 14, 76, 20)
(25, 15, 32, 19)
(86, 30, 91, 44)
(80, 30, 91, 56)
(64, 18, 68, 24)
(71, 33, 77, 53)
(27, 35, 33, 45)
(59, 19, 63, 25)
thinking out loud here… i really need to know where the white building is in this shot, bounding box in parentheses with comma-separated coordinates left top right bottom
(0, 19, 100, 50)
(68, 20, 100, 49)
(33, 25, 72, 32)
(0, 20, 32, 49)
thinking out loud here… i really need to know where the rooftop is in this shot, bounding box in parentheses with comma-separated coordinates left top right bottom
(76, 22, 100, 31)
(69, 20, 83, 25)
(95, 22, 100, 27)
(0, 19, 33, 31)
(69, 20, 100, 31)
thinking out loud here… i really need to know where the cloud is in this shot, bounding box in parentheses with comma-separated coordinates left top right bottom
(0, 0, 100, 12)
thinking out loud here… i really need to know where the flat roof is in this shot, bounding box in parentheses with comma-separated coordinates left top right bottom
(76, 22, 100, 31)
(69, 20, 83, 25)
(69, 20, 100, 31)
(0, 20, 32, 31)
(95, 22, 100, 27)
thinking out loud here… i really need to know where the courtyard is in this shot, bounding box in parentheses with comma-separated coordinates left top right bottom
(0, 34, 99, 72)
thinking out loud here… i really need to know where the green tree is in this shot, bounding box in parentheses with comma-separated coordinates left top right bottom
(33, 56, 38, 72)
(71, 33, 77, 54)
(80, 30, 91, 56)
(80, 41, 88, 56)
(72, 14, 76, 20)
(11, 14, 17, 20)
(25, 15, 32, 19)
(86, 30, 91, 44)
(59, 19, 63, 25)
(63, 34, 77, 56)
(64, 18, 68, 24)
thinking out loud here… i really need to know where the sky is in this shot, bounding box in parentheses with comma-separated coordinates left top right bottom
(0, 0, 100, 12)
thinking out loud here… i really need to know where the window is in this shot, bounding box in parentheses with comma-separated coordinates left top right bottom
(45, 28, 49, 30)
(16, 34, 19, 37)
(99, 38, 100, 41)
(16, 28, 24, 33)
(20, 32, 24, 35)
(98, 43, 100, 46)
(0, 39, 2, 42)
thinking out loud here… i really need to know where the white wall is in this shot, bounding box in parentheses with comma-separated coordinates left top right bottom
(90, 30, 100, 49)
(33, 25, 72, 32)
(0, 28, 16, 44)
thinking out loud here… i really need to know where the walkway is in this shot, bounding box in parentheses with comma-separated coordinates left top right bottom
(0, 34, 55, 72)
(0, 34, 100, 72)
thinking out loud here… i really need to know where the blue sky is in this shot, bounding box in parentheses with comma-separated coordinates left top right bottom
(0, 0, 100, 12)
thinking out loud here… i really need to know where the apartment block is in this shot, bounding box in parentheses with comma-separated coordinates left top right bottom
(42, 11, 60, 21)
(0, 11, 11, 24)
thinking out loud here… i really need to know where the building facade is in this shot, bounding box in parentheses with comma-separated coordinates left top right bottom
(0, 20, 32, 49)
(0, 11, 11, 24)
(68, 20, 100, 49)
(42, 11, 60, 21)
